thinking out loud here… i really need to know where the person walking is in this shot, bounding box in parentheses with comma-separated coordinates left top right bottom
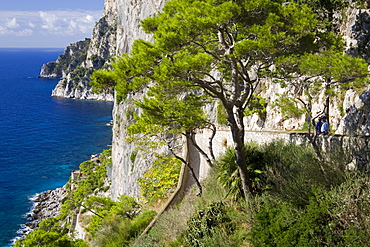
(315, 117, 323, 134)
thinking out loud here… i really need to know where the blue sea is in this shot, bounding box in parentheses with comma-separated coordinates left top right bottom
(0, 48, 114, 246)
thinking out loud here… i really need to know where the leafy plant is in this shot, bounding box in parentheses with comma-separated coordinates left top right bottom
(14, 230, 88, 247)
(273, 94, 306, 119)
(138, 154, 182, 203)
(182, 202, 234, 247)
(249, 172, 370, 247)
(85, 196, 156, 246)
(216, 142, 269, 200)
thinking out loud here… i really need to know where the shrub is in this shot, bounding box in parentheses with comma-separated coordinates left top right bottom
(264, 140, 346, 207)
(91, 211, 156, 246)
(14, 230, 88, 247)
(79, 160, 95, 175)
(181, 202, 234, 247)
(217, 140, 345, 206)
(249, 171, 370, 246)
(216, 142, 268, 200)
(138, 154, 182, 203)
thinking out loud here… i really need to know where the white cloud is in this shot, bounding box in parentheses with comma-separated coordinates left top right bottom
(0, 26, 8, 35)
(5, 18, 19, 28)
(39, 11, 59, 31)
(28, 21, 36, 28)
(65, 14, 97, 34)
(0, 10, 102, 47)
(16, 29, 33, 36)
(36, 10, 101, 36)
(85, 15, 95, 23)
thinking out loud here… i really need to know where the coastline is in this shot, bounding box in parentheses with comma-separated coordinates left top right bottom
(14, 187, 66, 243)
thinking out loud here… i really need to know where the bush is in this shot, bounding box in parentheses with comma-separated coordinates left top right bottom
(181, 202, 234, 247)
(138, 154, 182, 203)
(217, 140, 345, 206)
(14, 230, 88, 247)
(79, 160, 95, 175)
(85, 196, 156, 246)
(216, 142, 268, 200)
(249, 171, 370, 246)
(90, 210, 156, 246)
(262, 140, 337, 207)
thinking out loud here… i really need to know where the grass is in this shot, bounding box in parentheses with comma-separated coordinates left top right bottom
(133, 169, 251, 247)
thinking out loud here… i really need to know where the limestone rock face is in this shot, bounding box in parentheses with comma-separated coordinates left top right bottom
(110, 96, 151, 199)
(108, 0, 167, 200)
(45, 5, 117, 101)
(39, 62, 61, 78)
(51, 76, 114, 101)
(115, 0, 166, 53)
(344, 8, 370, 62)
(26, 188, 66, 229)
(337, 87, 370, 136)
(40, 39, 91, 79)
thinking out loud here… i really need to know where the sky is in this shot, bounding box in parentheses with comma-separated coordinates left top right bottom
(0, 0, 105, 48)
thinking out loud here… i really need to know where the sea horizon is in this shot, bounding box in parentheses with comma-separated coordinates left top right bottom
(0, 48, 113, 245)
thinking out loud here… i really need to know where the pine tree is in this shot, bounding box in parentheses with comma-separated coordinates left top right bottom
(92, 0, 343, 200)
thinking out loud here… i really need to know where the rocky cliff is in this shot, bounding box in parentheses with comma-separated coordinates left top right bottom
(40, 4, 117, 101)
(105, 0, 167, 200)
(39, 39, 91, 78)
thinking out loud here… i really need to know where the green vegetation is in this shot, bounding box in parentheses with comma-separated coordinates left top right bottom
(249, 172, 370, 246)
(14, 231, 88, 247)
(49, 39, 90, 77)
(138, 154, 182, 203)
(134, 140, 370, 247)
(69, 67, 90, 82)
(182, 202, 234, 247)
(84, 196, 156, 246)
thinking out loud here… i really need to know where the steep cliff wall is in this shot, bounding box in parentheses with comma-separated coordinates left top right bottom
(115, 0, 166, 53)
(42, 3, 117, 101)
(109, 0, 167, 200)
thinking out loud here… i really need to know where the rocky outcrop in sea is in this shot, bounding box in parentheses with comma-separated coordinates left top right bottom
(41, 11, 117, 101)
(39, 39, 91, 79)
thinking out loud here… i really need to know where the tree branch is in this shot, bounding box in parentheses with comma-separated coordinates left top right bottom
(185, 131, 214, 168)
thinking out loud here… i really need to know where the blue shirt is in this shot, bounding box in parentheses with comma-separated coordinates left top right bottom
(321, 122, 329, 133)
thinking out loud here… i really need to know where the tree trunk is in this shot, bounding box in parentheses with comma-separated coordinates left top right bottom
(225, 106, 253, 201)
